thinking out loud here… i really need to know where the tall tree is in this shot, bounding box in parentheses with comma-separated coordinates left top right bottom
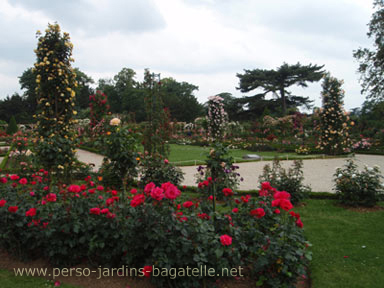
(19, 67, 94, 113)
(237, 62, 324, 115)
(354, 0, 384, 102)
(160, 77, 203, 122)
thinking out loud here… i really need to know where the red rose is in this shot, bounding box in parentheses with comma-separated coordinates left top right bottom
(8, 206, 18, 213)
(0, 199, 6, 207)
(182, 201, 194, 208)
(144, 182, 156, 196)
(232, 208, 239, 213)
(142, 265, 152, 278)
(130, 194, 145, 207)
(296, 218, 303, 228)
(150, 187, 164, 201)
(130, 188, 137, 194)
(279, 199, 293, 211)
(162, 182, 180, 200)
(26, 208, 37, 217)
(261, 182, 272, 190)
(220, 234, 232, 246)
(250, 208, 265, 218)
(90, 207, 101, 215)
(0, 177, 8, 184)
(289, 211, 300, 219)
(96, 185, 104, 191)
(274, 209, 280, 214)
(274, 191, 291, 200)
(46, 193, 57, 202)
(10, 175, 20, 181)
(68, 184, 81, 193)
(222, 188, 233, 197)
(100, 208, 109, 214)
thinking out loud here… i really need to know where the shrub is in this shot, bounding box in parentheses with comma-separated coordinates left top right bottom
(196, 142, 241, 200)
(0, 173, 311, 288)
(334, 159, 383, 207)
(6, 116, 18, 135)
(259, 159, 310, 204)
(138, 153, 184, 187)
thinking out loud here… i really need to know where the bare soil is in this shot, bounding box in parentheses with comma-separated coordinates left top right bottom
(0, 249, 310, 288)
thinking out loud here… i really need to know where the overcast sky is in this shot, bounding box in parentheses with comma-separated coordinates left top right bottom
(0, 0, 375, 111)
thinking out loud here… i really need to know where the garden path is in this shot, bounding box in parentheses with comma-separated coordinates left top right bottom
(75, 150, 384, 193)
(179, 154, 384, 193)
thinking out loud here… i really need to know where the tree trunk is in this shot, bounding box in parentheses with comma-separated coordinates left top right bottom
(280, 87, 287, 115)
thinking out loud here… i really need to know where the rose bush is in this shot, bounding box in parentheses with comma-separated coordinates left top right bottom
(334, 159, 383, 207)
(0, 171, 310, 288)
(259, 159, 310, 205)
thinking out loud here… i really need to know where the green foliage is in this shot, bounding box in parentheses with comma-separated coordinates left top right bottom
(237, 62, 324, 115)
(259, 159, 310, 204)
(316, 73, 352, 155)
(138, 153, 184, 187)
(34, 23, 78, 179)
(6, 116, 18, 135)
(353, 0, 384, 101)
(334, 159, 383, 207)
(103, 119, 139, 193)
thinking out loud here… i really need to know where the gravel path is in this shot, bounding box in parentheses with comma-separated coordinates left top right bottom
(75, 150, 384, 193)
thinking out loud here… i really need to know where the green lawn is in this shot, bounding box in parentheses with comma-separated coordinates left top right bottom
(296, 199, 384, 288)
(168, 144, 326, 165)
(0, 269, 79, 288)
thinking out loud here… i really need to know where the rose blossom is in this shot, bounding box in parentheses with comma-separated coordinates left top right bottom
(220, 234, 232, 246)
(109, 118, 121, 126)
(250, 208, 265, 218)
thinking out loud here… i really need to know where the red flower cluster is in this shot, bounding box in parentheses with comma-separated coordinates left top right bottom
(220, 234, 232, 246)
(222, 188, 233, 197)
(272, 191, 293, 211)
(250, 208, 265, 218)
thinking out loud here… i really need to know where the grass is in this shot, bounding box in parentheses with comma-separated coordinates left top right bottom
(296, 199, 384, 288)
(0, 269, 79, 288)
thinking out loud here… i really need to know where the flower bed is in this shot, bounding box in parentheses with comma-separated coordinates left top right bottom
(0, 172, 311, 288)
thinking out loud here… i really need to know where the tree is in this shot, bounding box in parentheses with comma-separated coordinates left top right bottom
(73, 68, 94, 110)
(6, 115, 18, 135)
(316, 73, 352, 155)
(354, 0, 384, 102)
(237, 62, 325, 115)
(19, 67, 94, 113)
(0, 93, 31, 123)
(160, 77, 203, 122)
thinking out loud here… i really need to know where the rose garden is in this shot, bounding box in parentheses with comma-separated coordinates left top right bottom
(1, 19, 384, 288)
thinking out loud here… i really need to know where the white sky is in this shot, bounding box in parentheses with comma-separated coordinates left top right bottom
(0, 0, 375, 110)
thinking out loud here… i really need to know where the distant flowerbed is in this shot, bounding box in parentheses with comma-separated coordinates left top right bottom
(0, 171, 311, 288)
